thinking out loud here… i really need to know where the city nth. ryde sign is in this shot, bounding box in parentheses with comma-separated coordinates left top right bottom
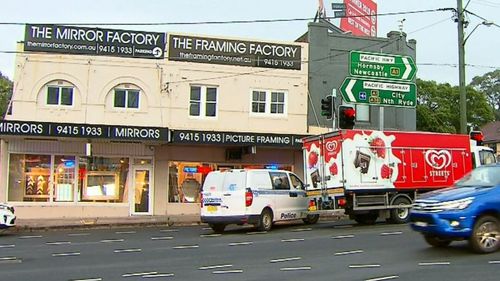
(24, 24, 165, 59)
(350, 51, 417, 81)
(167, 34, 301, 70)
(340, 77, 416, 108)
(0, 120, 169, 141)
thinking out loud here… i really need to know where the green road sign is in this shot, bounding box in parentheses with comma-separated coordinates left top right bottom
(340, 77, 417, 108)
(350, 51, 417, 81)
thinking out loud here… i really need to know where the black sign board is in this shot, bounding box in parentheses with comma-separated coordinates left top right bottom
(24, 24, 165, 59)
(168, 34, 301, 70)
(332, 3, 346, 10)
(171, 129, 305, 148)
(334, 10, 346, 18)
(0, 120, 169, 141)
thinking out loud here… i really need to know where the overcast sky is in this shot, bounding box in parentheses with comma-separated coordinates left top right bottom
(1, 0, 499, 84)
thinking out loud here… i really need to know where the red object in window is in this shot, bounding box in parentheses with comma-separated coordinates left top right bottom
(197, 166, 212, 175)
(78, 168, 87, 179)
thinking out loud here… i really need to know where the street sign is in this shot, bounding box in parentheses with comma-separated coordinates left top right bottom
(340, 77, 416, 108)
(350, 51, 417, 81)
(334, 10, 346, 18)
(332, 3, 346, 10)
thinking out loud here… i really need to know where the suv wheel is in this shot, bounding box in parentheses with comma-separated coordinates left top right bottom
(257, 209, 273, 231)
(470, 215, 499, 254)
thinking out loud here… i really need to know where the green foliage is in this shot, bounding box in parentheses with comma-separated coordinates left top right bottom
(416, 78, 495, 133)
(470, 69, 500, 121)
(0, 72, 13, 119)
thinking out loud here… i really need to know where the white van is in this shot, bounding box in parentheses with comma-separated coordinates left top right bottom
(201, 169, 319, 233)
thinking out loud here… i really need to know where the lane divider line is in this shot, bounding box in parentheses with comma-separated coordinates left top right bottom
(199, 264, 233, 270)
(270, 257, 302, 263)
(122, 271, 158, 277)
(334, 250, 364, 256)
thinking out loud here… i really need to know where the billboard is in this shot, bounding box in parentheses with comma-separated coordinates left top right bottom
(24, 24, 165, 59)
(168, 34, 302, 70)
(340, 0, 377, 37)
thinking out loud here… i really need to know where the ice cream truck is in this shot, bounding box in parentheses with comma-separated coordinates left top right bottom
(302, 129, 496, 224)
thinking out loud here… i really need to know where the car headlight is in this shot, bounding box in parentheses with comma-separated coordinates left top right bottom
(438, 197, 474, 211)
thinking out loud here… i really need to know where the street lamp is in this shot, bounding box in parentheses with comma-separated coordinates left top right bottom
(457, 3, 494, 134)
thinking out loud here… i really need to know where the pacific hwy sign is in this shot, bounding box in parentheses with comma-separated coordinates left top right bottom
(350, 51, 417, 81)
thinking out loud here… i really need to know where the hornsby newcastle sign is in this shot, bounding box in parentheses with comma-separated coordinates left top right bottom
(24, 24, 165, 59)
(171, 129, 305, 148)
(0, 120, 169, 141)
(168, 34, 302, 70)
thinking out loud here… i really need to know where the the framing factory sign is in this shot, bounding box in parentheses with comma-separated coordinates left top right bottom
(168, 34, 302, 70)
(24, 24, 165, 59)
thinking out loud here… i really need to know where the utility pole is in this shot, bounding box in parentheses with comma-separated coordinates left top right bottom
(457, 0, 467, 134)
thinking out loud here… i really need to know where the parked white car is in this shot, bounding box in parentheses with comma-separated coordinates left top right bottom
(0, 203, 16, 230)
(201, 169, 319, 233)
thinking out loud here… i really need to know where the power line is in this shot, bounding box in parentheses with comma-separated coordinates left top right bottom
(0, 8, 450, 27)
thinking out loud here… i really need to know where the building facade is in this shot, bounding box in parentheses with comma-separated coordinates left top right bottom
(0, 25, 308, 219)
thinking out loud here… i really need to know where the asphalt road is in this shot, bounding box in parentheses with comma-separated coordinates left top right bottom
(0, 220, 499, 281)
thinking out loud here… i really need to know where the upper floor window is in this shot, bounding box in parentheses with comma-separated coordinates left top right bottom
(251, 90, 287, 116)
(47, 85, 73, 106)
(190, 85, 217, 118)
(114, 88, 139, 109)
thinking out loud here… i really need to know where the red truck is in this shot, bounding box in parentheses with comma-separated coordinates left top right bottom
(302, 129, 497, 224)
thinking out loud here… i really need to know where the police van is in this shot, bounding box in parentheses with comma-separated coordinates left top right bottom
(200, 169, 319, 233)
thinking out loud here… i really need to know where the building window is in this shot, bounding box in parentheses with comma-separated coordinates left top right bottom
(250, 89, 287, 116)
(114, 89, 139, 109)
(190, 85, 218, 117)
(47, 86, 73, 106)
(355, 104, 370, 122)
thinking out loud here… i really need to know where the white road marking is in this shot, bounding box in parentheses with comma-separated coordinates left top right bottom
(172, 245, 199, 249)
(246, 231, 267, 235)
(159, 229, 179, 232)
(113, 248, 142, 253)
(100, 239, 124, 243)
(280, 266, 312, 271)
(122, 271, 158, 277)
(70, 278, 102, 281)
(151, 236, 174, 240)
(365, 275, 399, 281)
(0, 256, 21, 264)
(349, 264, 381, 268)
(332, 235, 355, 239)
(68, 233, 91, 236)
(201, 227, 212, 231)
(270, 257, 302, 263)
(19, 235, 43, 239)
(212, 270, 243, 274)
(489, 260, 500, 264)
(0, 244, 15, 248)
(0, 256, 18, 261)
(52, 252, 81, 257)
(200, 234, 222, 238)
(334, 250, 364, 256)
(46, 241, 72, 245)
(291, 228, 312, 232)
(228, 241, 253, 246)
(115, 231, 136, 234)
(380, 231, 403, 236)
(143, 273, 175, 278)
(281, 238, 305, 242)
(418, 262, 450, 266)
(199, 264, 233, 270)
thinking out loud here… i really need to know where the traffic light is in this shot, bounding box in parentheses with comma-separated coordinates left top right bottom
(338, 105, 356, 129)
(321, 96, 334, 119)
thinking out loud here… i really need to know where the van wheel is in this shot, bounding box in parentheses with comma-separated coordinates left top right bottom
(424, 235, 452, 247)
(389, 196, 412, 224)
(209, 223, 226, 233)
(469, 215, 499, 254)
(303, 214, 320, 225)
(353, 212, 378, 225)
(257, 209, 273, 231)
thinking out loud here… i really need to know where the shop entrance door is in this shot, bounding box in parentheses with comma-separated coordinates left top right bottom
(132, 167, 153, 215)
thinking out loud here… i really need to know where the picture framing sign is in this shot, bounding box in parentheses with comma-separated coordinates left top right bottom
(24, 24, 165, 59)
(168, 34, 302, 70)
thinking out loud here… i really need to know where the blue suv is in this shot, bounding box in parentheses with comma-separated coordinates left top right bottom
(409, 164, 500, 254)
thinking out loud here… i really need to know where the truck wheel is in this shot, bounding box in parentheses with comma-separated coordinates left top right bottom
(209, 223, 226, 233)
(424, 235, 452, 247)
(256, 208, 273, 231)
(353, 212, 378, 225)
(469, 215, 499, 254)
(389, 196, 412, 224)
(303, 214, 320, 225)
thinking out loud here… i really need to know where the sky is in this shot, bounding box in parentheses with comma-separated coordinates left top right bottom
(0, 0, 499, 85)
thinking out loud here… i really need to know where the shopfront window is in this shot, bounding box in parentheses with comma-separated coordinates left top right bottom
(8, 154, 129, 203)
(168, 162, 292, 203)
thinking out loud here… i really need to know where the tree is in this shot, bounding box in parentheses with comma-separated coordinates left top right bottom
(416, 79, 494, 133)
(0, 72, 13, 119)
(470, 69, 500, 121)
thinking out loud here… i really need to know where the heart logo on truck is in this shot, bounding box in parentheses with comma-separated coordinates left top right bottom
(325, 140, 338, 152)
(425, 150, 452, 170)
